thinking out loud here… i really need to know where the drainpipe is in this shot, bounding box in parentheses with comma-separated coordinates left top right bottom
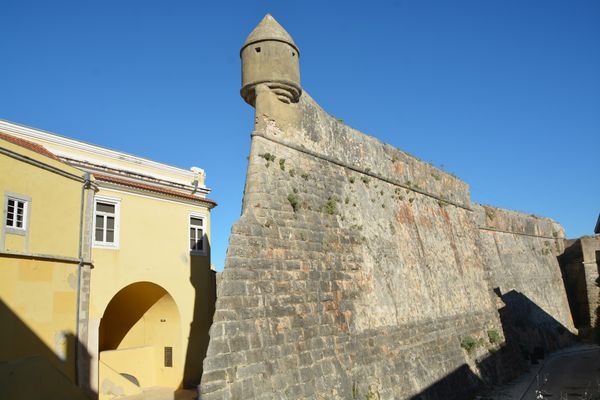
(75, 172, 95, 392)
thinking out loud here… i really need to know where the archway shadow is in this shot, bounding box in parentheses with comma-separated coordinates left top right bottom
(0, 299, 94, 399)
(99, 281, 170, 352)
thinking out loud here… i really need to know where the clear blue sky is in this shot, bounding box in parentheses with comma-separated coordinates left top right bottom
(1, 1, 598, 270)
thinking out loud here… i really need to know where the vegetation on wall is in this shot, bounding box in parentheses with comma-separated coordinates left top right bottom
(259, 152, 276, 167)
(460, 336, 478, 353)
(287, 192, 300, 212)
(487, 329, 501, 345)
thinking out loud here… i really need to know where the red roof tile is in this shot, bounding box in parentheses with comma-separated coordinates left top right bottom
(0, 132, 60, 161)
(93, 173, 217, 208)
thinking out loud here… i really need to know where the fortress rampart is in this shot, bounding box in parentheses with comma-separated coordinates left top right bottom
(199, 15, 576, 399)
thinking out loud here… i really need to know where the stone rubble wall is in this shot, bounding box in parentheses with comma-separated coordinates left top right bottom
(199, 92, 574, 399)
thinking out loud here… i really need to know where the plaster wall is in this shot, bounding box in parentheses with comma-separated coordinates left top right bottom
(0, 258, 78, 378)
(100, 346, 155, 389)
(0, 138, 84, 257)
(0, 138, 86, 388)
(0, 355, 89, 400)
(89, 186, 213, 390)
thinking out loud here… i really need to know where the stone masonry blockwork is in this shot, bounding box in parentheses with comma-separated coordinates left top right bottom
(200, 16, 576, 399)
(199, 90, 575, 399)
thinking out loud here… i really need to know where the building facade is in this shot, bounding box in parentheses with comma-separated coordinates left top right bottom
(0, 131, 94, 399)
(0, 120, 216, 398)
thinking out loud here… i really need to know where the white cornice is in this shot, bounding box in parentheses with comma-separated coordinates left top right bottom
(0, 119, 207, 188)
(98, 184, 215, 209)
(64, 158, 211, 196)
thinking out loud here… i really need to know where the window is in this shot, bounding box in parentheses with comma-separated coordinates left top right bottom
(190, 215, 205, 255)
(5, 196, 28, 231)
(94, 197, 119, 247)
(164, 347, 173, 367)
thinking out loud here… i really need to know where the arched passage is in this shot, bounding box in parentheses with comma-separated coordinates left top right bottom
(98, 282, 181, 392)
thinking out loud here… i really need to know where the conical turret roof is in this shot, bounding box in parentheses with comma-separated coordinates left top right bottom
(242, 14, 299, 54)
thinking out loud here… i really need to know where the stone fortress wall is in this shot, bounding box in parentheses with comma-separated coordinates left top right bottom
(199, 15, 576, 399)
(559, 235, 600, 338)
(474, 205, 575, 354)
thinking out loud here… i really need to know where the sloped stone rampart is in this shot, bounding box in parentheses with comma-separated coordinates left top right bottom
(475, 205, 576, 353)
(199, 93, 529, 399)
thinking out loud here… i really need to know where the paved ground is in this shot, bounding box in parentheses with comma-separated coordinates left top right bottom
(484, 345, 600, 400)
(118, 347, 600, 400)
(120, 387, 196, 400)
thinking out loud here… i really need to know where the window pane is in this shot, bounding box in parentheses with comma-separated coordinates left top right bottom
(16, 219, 23, 228)
(97, 202, 115, 214)
(95, 228, 103, 241)
(197, 238, 203, 251)
(7, 199, 14, 208)
(106, 230, 114, 242)
(107, 216, 115, 230)
(192, 239, 202, 251)
(7, 205, 14, 214)
(190, 238, 196, 250)
(96, 215, 104, 229)
(6, 216, 13, 226)
(190, 217, 203, 227)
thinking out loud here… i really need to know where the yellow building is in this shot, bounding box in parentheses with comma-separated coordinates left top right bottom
(0, 120, 217, 399)
(0, 131, 94, 399)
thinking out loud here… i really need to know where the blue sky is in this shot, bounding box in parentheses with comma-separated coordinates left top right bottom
(1, 1, 598, 270)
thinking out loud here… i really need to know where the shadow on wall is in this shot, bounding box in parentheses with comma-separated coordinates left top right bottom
(495, 289, 575, 357)
(99, 282, 170, 352)
(558, 240, 590, 331)
(183, 241, 217, 389)
(594, 251, 600, 344)
(594, 275, 600, 344)
(410, 289, 576, 400)
(0, 300, 93, 400)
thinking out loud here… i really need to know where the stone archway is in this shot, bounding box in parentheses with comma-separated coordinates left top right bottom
(98, 282, 181, 397)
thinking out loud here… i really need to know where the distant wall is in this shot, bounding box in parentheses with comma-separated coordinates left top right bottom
(199, 90, 552, 399)
(559, 236, 600, 338)
(474, 205, 576, 356)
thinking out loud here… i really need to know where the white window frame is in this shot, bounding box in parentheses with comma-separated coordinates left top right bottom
(93, 196, 120, 249)
(4, 194, 30, 235)
(189, 213, 206, 256)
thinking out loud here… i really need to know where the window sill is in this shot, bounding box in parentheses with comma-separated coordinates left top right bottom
(93, 243, 119, 250)
(4, 227, 27, 236)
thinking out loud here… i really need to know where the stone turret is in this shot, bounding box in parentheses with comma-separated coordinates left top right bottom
(240, 14, 302, 106)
